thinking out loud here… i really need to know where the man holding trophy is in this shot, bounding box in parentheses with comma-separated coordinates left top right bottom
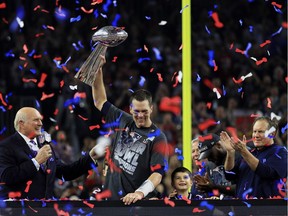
(74, 26, 168, 205)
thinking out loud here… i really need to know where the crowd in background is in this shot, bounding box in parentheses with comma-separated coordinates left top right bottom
(0, 0, 287, 199)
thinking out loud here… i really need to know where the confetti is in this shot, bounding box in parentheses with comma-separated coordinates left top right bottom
(211, 12, 224, 28)
(164, 197, 175, 207)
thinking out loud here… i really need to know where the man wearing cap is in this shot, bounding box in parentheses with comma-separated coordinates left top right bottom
(192, 133, 235, 199)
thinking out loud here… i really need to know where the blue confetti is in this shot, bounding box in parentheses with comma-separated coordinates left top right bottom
(222, 85, 226, 96)
(200, 200, 214, 211)
(30, 68, 37, 74)
(112, 14, 121, 26)
(239, 19, 243, 26)
(28, 49, 36, 57)
(0, 127, 6, 135)
(243, 201, 251, 208)
(271, 27, 282, 37)
(139, 76, 146, 86)
(244, 42, 252, 57)
(249, 26, 253, 32)
(175, 148, 182, 154)
(152, 47, 162, 60)
(148, 129, 161, 137)
(145, 16, 151, 20)
(281, 124, 288, 134)
(196, 74, 201, 82)
(242, 187, 253, 199)
(0, 107, 6, 112)
(238, 87, 242, 93)
(5, 50, 15, 57)
(136, 48, 142, 52)
(205, 25, 211, 34)
(102, 0, 112, 12)
(208, 50, 214, 67)
(138, 57, 151, 63)
(70, 15, 81, 23)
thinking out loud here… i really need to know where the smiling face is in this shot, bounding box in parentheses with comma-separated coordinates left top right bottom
(252, 119, 274, 149)
(130, 99, 153, 128)
(191, 139, 200, 162)
(17, 107, 43, 139)
(172, 172, 193, 193)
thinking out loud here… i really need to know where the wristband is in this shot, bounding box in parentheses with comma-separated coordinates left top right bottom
(135, 179, 155, 198)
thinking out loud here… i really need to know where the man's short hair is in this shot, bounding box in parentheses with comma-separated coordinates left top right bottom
(129, 89, 152, 106)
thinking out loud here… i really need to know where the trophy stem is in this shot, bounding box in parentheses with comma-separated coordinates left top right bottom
(74, 44, 107, 87)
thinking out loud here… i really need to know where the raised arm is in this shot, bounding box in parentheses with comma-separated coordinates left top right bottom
(92, 55, 107, 111)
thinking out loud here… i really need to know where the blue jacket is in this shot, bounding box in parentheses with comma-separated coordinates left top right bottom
(225, 144, 287, 199)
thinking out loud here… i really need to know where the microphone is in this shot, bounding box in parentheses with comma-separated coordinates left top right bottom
(39, 131, 52, 145)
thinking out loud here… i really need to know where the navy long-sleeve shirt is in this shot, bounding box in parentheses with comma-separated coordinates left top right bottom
(225, 144, 287, 199)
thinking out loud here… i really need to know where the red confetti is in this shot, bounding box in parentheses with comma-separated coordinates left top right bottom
(95, 189, 112, 201)
(151, 164, 162, 172)
(22, 78, 37, 83)
(206, 102, 212, 109)
(105, 148, 122, 173)
(38, 73, 47, 88)
(271, 1, 282, 8)
(81, 6, 93, 13)
(250, 113, 261, 118)
(23, 44, 28, 54)
(259, 40, 271, 47)
(28, 205, 38, 213)
(78, 185, 84, 191)
(232, 77, 243, 84)
(266, 97, 272, 108)
(54, 108, 59, 116)
(47, 25, 55, 30)
(78, 115, 88, 121)
(62, 65, 69, 73)
(41, 9, 49, 13)
(74, 92, 86, 99)
(225, 126, 238, 141)
(144, 45, 149, 52)
(35, 33, 44, 38)
(83, 200, 94, 208)
(40, 92, 55, 101)
(285, 76, 288, 83)
(91, 0, 103, 5)
(164, 197, 175, 207)
(198, 134, 213, 142)
(229, 43, 234, 49)
(156, 73, 163, 82)
(46, 169, 51, 174)
(60, 80, 64, 88)
(178, 44, 183, 50)
(33, 54, 42, 59)
(89, 125, 100, 130)
(53, 203, 69, 216)
(8, 191, 21, 198)
(255, 57, 267, 66)
(198, 119, 217, 131)
(212, 60, 218, 71)
(150, 68, 154, 73)
(25, 180, 32, 193)
(235, 48, 245, 55)
(112, 56, 118, 62)
(282, 21, 288, 28)
(33, 5, 41, 11)
(0, 2, 6, 8)
(192, 207, 206, 213)
(0, 92, 8, 106)
(211, 12, 224, 28)
(182, 195, 191, 204)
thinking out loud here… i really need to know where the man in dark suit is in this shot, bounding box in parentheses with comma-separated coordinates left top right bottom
(0, 107, 103, 200)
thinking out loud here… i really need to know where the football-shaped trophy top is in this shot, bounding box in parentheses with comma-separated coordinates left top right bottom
(92, 26, 128, 47)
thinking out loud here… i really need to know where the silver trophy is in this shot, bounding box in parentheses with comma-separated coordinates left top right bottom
(74, 26, 128, 86)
